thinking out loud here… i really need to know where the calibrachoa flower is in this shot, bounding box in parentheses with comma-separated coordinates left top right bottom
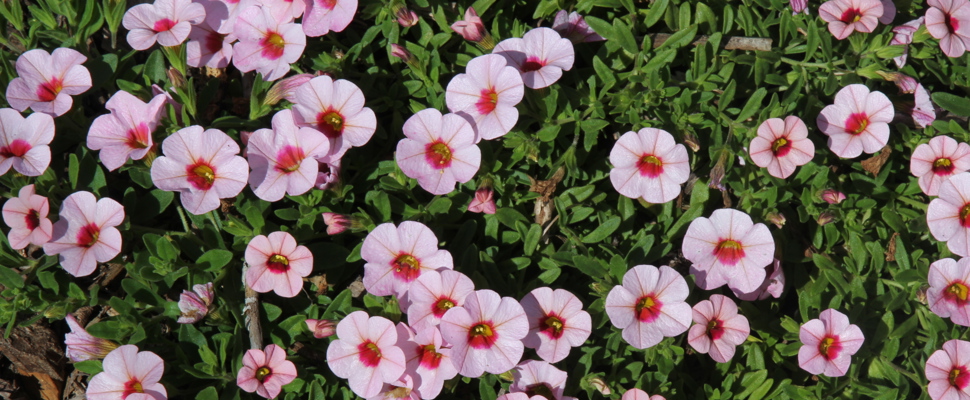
(892, 17, 924, 67)
(86, 345, 167, 400)
(440, 289, 529, 377)
(749, 116, 815, 179)
(247, 109, 330, 202)
(451, 7, 487, 43)
(5, 48, 92, 116)
(732, 257, 785, 301)
(521, 287, 592, 363)
(258, 0, 305, 21)
(926, 0, 970, 58)
(928, 258, 970, 326)
(43, 191, 125, 277)
(407, 269, 474, 329)
(605, 265, 691, 349)
(245, 231, 313, 298)
(911, 136, 970, 196)
(186, 18, 236, 68)
(305, 319, 336, 338)
(929, 172, 970, 257)
(687, 295, 750, 363)
(682, 208, 775, 293)
(87, 91, 168, 171)
(327, 311, 407, 398)
(445, 54, 524, 141)
(622, 389, 666, 400)
(233, 5, 306, 81)
(926, 339, 970, 400)
(816, 84, 894, 158)
(510, 360, 576, 400)
(150, 126, 250, 215)
(2, 184, 52, 249)
(609, 128, 690, 204)
(204, 0, 256, 34)
(315, 158, 341, 190)
(552, 10, 605, 43)
(791, 0, 808, 14)
(915, 83, 938, 129)
(237, 344, 298, 399)
(368, 375, 421, 400)
(64, 314, 119, 362)
(798, 309, 865, 377)
(468, 187, 497, 214)
(396, 323, 456, 399)
(0, 108, 54, 177)
(303, 0, 356, 36)
(493, 27, 574, 89)
(818, 0, 884, 40)
(177, 282, 214, 324)
(821, 189, 847, 204)
(123, 0, 206, 50)
(322, 212, 351, 235)
(362, 221, 454, 298)
(395, 109, 481, 195)
(292, 75, 377, 160)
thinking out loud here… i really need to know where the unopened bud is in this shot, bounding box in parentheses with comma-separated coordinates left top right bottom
(877, 71, 918, 94)
(167, 67, 185, 88)
(766, 211, 786, 228)
(305, 319, 336, 338)
(395, 7, 419, 27)
(821, 189, 846, 204)
(817, 211, 836, 226)
(589, 377, 611, 395)
(264, 73, 313, 106)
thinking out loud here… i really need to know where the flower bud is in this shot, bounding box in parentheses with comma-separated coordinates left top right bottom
(790, 0, 808, 15)
(264, 73, 313, 106)
(178, 282, 214, 324)
(390, 44, 413, 63)
(305, 319, 336, 338)
(877, 71, 918, 94)
(588, 377, 611, 395)
(322, 212, 364, 235)
(468, 187, 496, 214)
(821, 189, 846, 204)
(817, 211, 836, 226)
(766, 211, 786, 228)
(315, 158, 341, 191)
(65, 314, 121, 362)
(395, 7, 419, 27)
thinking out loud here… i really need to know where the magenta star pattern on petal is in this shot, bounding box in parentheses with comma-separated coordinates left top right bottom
(43, 191, 125, 277)
(605, 265, 691, 350)
(5, 48, 92, 116)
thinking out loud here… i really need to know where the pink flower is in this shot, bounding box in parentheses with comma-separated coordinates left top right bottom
(818, 0, 883, 40)
(64, 314, 119, 362)
(302, 0, 356, 37)
(86, 345, 167, 400)
(237, 344, 298, 399)
(451, 7, 486, 42)
(87, 91, 168, 171)
(891, 17, 923, 67)
(622, 389, 666, 400)
(123, 0, 206, 50)
(497, 394, 538, 400)
(314, 157, 341, 190)
(247, 109, 329, 202)
(5, 48, 91, 116)
(816, 84, 894, 158)
(203, 0, 257, 34)
(390, 44, 413, 62)
(926, 339, 970, 400)
(406, 269, 474, 329)
(493, 27, 574, 89)
(326, 311, 407, 398)
(395, 109, 481, 195)
(0, 109, 54, 177)
(609, 128, 690, 204)
(362, 221, 454, 298)
(367, 375, 421, 400)
(911, 136, 970, 196)
(292, 75, 377, 160)
(798, 309, 864, 377)
(395, 323, 457, 398)
(821, 189, 846, 204)
(177, 282, 214, 324)
(232, 5, 306, 81)
(687, 295, 750, 363)
(396, 7, 418, 27)
(150, 126, 249, 215)
(880, 0, 897, 24)
(440, 289, 529, 377)
(468, 187, 497, 214)
(929, 172, 970, 257)
(43, 191, 125, 277)
(928, 258, 970, 326)
(257, 0, 306, 21)
(732, 257, 785, 301)
(927, 0, 970, 58)
(749, 116, 815, 179)
(2, 184, 52, 249)
(305, 319, 336, 338)
(915, 84, 938, 129)
(510, 360, 575, 400)
(186, 18, 236, 68)
(264, 73, 313, 106)
(521, 287, 592, 363)
(605, 265, 691, 349)
(245, 231, 313, 298)
(552, 10, 605, 43)
(791, 0, 809, 14)
(322, 212, 351, 234)
(445, 54, 523, 141)
(682, 208, 775, 293)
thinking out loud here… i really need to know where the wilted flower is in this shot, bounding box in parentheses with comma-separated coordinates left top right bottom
(305, 318, 336, 338)
(914, 84, 937, 129)
(766, 211, 787, 228)
(87, 345, 167, 400)
(64, 314, 120, 362)
(891, 17, 924, 67)
(551, 10, 605, 43)
(589, 377, 611, 395)
(817, 211, 837, 226)
(237, 344, 298, 399)
(322, 212, 352, 235)
(821, 189, 847, 204)
(791, 0, 809, 14)
(5, 48, 92, 116)
(177, 282, 214, 324)
(390, 44, 413, 63)
(468, 187, 497, 214)
(798, 309, 864, 377)
(733, 257, 786, 301)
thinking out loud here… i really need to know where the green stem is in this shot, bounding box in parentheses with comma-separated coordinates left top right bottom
(780, 57, 846, 69)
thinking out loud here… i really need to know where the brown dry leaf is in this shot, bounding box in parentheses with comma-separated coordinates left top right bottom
(204, 67, 225, 79)
(349, 276, 366, 297)
(529, 167, 565, 227)
(861, 146, 892, 175)
(886, 232, 899, 262)
(307, 274, 329, 296)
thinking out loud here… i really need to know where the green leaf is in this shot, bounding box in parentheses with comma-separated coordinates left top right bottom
(524, 223, 542, 256)
(736, 87, 767, 122)
(73, 360, 103, 375)
(932, 92, 970, 117)
(144, 50, 167, 83)
(195, 387, 218, 400)
(612, 19, 639, 53)
(582, 216, 620, 243)
(197, 250, 233, 271)
(263, 302, 283, 322)
(657, 24, 698, 50)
